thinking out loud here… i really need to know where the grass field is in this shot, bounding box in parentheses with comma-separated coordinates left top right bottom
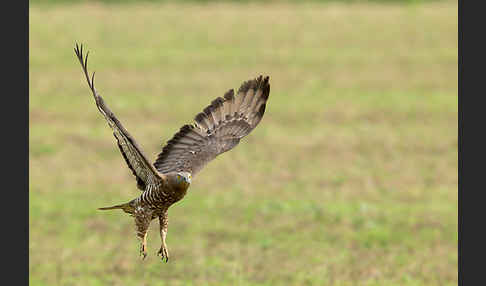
(29, 2, 457, 285)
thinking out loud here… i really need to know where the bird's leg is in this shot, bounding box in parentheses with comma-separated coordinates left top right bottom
(140, 232, 148, 259)
(157, 210, 169, 262)
(134, 206, 153, 260)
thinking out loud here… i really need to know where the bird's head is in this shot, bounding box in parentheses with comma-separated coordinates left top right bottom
(169, 171, 192, 190)
(177, 171, 192, 185)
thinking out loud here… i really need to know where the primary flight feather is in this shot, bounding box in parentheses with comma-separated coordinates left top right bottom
(74, 43, 270, 262)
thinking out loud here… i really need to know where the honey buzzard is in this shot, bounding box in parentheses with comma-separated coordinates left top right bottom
(74, 44, 270, 262)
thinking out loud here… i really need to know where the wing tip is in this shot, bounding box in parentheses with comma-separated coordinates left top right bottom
(211, 97, 225, 106)
(194, 112, 208, 123)
(203, 105, 214, 116)
(238, 74, 270, 94)
(261, 75, 270, 100)
(224, 89, 235, 100)
(238, 79, 253, 94)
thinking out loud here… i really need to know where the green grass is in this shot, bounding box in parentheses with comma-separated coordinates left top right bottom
(30, 2, 457, 285)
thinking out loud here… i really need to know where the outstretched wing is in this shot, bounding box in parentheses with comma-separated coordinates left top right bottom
(74, 43, 162, 190)
(153, 75, 270, 176)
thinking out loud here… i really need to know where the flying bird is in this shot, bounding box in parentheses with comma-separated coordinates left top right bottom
(74, 44, 270, 262)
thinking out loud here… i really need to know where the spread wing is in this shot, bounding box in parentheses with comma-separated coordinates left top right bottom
(74, 43, 162, 190)
(153, 75, 270, 176)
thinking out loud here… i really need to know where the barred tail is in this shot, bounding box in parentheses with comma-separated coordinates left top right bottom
(98, 202, 134, 214)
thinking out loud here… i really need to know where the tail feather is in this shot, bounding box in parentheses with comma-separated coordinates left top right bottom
(98, 202, 134, 214)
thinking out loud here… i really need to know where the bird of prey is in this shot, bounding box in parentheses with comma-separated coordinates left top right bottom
(74, 44, 270, 262)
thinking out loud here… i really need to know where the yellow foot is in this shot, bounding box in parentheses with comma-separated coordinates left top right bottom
(157, 245, 169, 263)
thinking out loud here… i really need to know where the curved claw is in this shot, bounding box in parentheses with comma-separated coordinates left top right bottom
(157, 247, 169, 263)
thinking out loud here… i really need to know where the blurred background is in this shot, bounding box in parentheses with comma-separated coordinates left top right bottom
(29, 0, 457, 285)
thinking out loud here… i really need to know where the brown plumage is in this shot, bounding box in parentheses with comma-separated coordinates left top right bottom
(74, 44, 271, 262)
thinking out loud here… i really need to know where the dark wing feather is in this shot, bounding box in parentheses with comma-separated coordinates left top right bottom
(74, 43, 162, 190)
(154, 75, 270, 176)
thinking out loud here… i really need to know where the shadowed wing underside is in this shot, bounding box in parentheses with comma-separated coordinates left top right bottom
(154, 76, 270, 176)
(75, 44, 162, 190)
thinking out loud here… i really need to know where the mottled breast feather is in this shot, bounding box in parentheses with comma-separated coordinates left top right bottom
(153, 75, 270, 176)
